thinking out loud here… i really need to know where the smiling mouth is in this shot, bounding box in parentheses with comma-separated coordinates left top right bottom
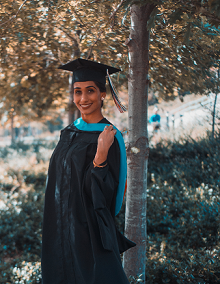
(80, 104, 92, 108)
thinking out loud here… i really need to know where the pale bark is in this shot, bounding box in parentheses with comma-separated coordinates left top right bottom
(212, 93, 218, 140)
(123, 3, 155, 282)
(212, 68, 219, 140)
(68, 44, 81, 124)
(11, 113, 15, 145)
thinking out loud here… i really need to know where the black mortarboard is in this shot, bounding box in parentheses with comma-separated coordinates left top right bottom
(59, 58, 126, 113)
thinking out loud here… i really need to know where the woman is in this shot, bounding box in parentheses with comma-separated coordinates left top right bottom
(41, 58, 135, 284)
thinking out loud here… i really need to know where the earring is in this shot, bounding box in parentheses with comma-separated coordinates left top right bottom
(101, 97, 104, 100)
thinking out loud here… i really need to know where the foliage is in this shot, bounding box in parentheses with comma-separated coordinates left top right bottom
(144, 129, 220, 283)
(0, 140, 56, 159)
(145, 181, 220, 283)
(0, 159, 46, 283)
(148, 130, 220, 188)
(119, 0, 220, 99)
(119, 0, 220, 28)
(0, 0, 129, 122)
(0, 0, 220, 121)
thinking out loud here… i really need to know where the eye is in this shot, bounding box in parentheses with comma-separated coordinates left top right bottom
(74, 90, 81, 95)
(88, 88, 95, 93)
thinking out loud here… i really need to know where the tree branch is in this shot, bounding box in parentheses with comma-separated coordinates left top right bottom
(89, 0, 100, 4)
(66, 2, 85, 27)
(47, 0, 50, 23)
(86, 31, 103, 59)
(109, 0, 125, 20)
(57, 26, 79, 45)
(87, 0, 127, 58)
(0, 0, 28, 27)
(80, 0, 101, 7)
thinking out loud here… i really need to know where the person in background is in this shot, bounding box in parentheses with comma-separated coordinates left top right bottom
(150, 106, 161, 133)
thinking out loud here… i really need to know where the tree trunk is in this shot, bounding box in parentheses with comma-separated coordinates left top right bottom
(211, 67, 219, 140)
(68, 74, 75, 124)
(68, 75, 81, 124)
(68, 37, 81, 124)
(11, 113, 15, 145)
(123, 3, 155, 282)
(212, 93, 218, 140)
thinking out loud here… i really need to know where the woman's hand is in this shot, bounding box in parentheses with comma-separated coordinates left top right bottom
(94, 125, 117, 165)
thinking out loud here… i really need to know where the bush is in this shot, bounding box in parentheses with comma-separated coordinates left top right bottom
(144, 131, 220, 283)
(148, 133, 220, 188)
(0, 149, 47, 283)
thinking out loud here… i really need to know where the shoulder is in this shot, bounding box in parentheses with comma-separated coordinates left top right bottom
(156, 114, 161, 120)
(57, 124, 78, 142)
(98, 117, 112, 125)
(100, 118, 123, 136)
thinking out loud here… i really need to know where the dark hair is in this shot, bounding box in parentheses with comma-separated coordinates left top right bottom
(93, 81, 106, 93)
(94, 81, 106, 108)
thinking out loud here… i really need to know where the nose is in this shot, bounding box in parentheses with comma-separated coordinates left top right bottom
(80, 91, 89, 103)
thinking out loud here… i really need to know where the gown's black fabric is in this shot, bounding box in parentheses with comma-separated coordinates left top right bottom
(41, 118, 135, 284)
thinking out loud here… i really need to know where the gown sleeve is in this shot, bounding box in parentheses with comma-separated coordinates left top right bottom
(84, 138, 119, 210)
(83, 137, 136, 253)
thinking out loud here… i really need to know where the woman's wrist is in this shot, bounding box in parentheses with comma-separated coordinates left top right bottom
(93, 159, 107, 168)
(94, 151, 108, 165)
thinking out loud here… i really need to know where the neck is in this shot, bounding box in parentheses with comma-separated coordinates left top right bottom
(81, 113, 104, 124)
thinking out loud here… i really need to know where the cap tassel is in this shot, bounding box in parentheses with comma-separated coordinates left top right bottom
(107, 69, 127, 113)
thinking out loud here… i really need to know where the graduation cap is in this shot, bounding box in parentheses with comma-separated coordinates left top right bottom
(59, 58, 126, 113)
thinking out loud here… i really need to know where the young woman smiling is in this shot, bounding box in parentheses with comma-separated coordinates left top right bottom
(73, 81, 106, 122)
(41, 58, 135, 284)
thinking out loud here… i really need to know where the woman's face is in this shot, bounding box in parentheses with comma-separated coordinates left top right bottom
(73, 81, 106, 118)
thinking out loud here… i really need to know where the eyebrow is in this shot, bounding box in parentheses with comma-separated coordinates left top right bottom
(74, 86, 97, 89)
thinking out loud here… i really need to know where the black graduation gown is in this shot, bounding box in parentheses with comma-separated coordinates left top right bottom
(41, 118, 135, 284)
